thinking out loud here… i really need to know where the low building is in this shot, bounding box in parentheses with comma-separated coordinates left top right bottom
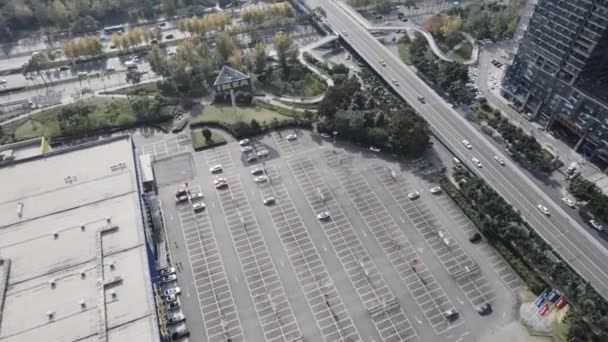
(0, 136, 160, 342)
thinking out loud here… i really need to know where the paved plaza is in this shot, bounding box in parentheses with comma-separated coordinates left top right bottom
(136, 129, 522, 342)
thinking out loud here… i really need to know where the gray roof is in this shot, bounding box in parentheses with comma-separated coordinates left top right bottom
(213, 65, 250, 86)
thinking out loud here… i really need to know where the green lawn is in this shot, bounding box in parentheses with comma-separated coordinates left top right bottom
(191, 129, 226, 151)
(5, 97, 173, 141)
(398, 41, 413, 65)
(190, 104, 293, 126)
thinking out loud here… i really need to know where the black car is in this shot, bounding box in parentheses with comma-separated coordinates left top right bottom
(59, 65, 70, 71)
(165, 34, 174, 39)
(172, 330, 189, 340)
(469, 232, 482, 243)
(167, 301, 180, 310)
(477, 303, 493, 316)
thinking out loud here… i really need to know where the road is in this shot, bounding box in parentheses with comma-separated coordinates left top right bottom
(307, 0, 608, 300)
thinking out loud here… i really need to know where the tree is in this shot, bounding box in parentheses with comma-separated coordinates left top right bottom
(161, 0, 177, 16)
(152, 26, 163, 41)
(128, 28, 143, 48)
(273, 32, 294, 67)
(49, 0, 70, 28)
(148, 46, 170, 77)
(202, 128, 212, 141)
(250, 119, 261, 133)
(71, 15, 99, 34)
(389, 108, 430, 157)
(440, 14, 463, 38)
(228, 48, 243, 70)
(215, 32, 234, 64)
(126, 68, 142, 85)
(58, 103, 92, 136)
(253, 42, 267, 73)
(23, 53, 50, 86)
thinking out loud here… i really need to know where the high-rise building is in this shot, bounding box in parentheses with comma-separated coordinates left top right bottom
(502, 0, 608, 165)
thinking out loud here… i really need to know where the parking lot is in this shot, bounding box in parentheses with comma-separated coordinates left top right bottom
(144, 129, 521, 342)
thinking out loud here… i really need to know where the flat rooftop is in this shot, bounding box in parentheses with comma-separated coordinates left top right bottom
(0, 137, 159, 342)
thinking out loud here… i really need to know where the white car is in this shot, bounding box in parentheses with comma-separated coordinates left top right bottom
(214, 177, 227, 185)
(175, 195, 188, 203)
(106, 66, 115, 72)
(239, 139, 250, 146)
(189, 192, 203, 200)
(192, 202, 205, 211)
(210, 165, 222, 173)
(159, 267, 175, 276)
(430, 186, 441, 194)
(320, 133, 331, 139)
(462, 140, 472, 149)
(369, 146, 381, 152)
(161, 274, 177, 283)
(589, 219, 604, 231)
(0, 79, 7, 85)
(263, 196, 275, 205)
(392, 79, 399, 86)
(241, 146, 253, 152)
(408, 191, 420, 200)
(257, 149, 269, 157)
(167, 313, 185, 325)
(537, 204, 550, 216)
(317, 211, 331, 220)
(494, 155, 505, 165)
(163, 287, 181, 297)
(472, 157, 482, 168)
(561, 197, 575, 208)
(254, 175, 268, 183)
(77, 71, 88, 77)
(251, 168, 264, 175)
(286, 134, 297, 141)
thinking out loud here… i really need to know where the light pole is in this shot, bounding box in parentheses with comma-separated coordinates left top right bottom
(332, 131, 338, 144)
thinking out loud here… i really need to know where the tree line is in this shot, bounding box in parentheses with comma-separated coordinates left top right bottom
(241, 1, 291, 25)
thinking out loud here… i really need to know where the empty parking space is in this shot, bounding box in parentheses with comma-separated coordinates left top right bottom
(175, 184, 244, 342)
(203, 145, 235, 173)
(256, 166, 362, 342)
(214, 175, 303, 342)
(289, 157, 418, 342)
(371, 165, 496, 308)
(271, 130, 301, 154)
(140, 134, 191, 159)
(322, 150, 462, 336)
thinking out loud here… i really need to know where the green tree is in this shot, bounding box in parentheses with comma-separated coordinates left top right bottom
(253, 42, 267, 73)
(148, 46, 170, 77)
(126, 68, 142, 85)
(58, 104, 92, 136)
(202, 128, 212, 141)
(23, 53, 50, 87)
(215, 32, 234, 64)
(71, 16, 99, 34)
(273, 32, 295, 67)
(389, 108, 430, 157)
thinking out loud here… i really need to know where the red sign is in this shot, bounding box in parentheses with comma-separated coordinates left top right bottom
(539, 303, 550, 316)
(556, 296, 567, 309)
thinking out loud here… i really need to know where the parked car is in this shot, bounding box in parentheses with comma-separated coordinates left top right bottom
(214, 177, 227, 185)
(167, 313, 185, 325)
(320, 133, 331, 139)
(171, 329, 189, 340)
(166, 300, 180, 310)
(317, 211, 331, 220)
(209, 165, 222, 173)
(469, 232, 482, 243)
(77, 71, 88, 77)
(163, 287, 181, 297)
(369, 146, 381, 152)
(159, 267, 175, 276)
(241, 146, 253, 152)
(251, 168, 264, 175)
(443, 308, 459, 321)
(589, 219, 604, 231)
(257, 149, 269, 157)
(192, 202, 205, 211)
(189, 192, 203, 200)
(59, 65, 70, 71)
(263, 196, 275, 205)
(247, 153, 257, 163)
(175, 195, 188, 203)
(165, 34, 174, 39)
(161, 274, 177, 283)
(165, 293, 178, 303)
(286, 133, 297, 140)
(408, 191, 420, 200)
(254, 175, 268, 183)
(430, 186, 441, 194)
(239, 139, 250, 146)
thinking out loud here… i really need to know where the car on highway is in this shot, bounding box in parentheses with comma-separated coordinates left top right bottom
(286, 133, 297, 140)
(239, 139, 250, 146)
(561, 197, 575, 208)
(430, 186, 441, 194)
(494, 155, 505, 165)
(589, 219, 604, 232)
(247, 153, 257, 163)
(379, 58, 386, 66)
(59, 65, 70, 71)
(257, 149, 269, 157)
(472, 157, 482, 168)
(345, 53, 350, 59)
(469, 232, 482, 243)
(391, 79, 399, 86)
(417, 96, 425, 103)
(163, 287, 181, 297)
(106, 67, 115, 72)
(408, 191, 420, 200)
(77, 71, 88, 77)
(161, 274, 177, 283)
(165, 293, 178, 303)
(453, 157, 462, 167)
(476, 303, 493, 316)
(241, 145, 253, 152)
(462, 139, 472, 149)
(0, 79, 7, 85)
(320, 133, 331, 139)
(251, 168, 264, 175)
(188, 192, 203, 200)
(159, 267, 175, 276)
(317, 211, 331, 220)
(537, 204, 550, 216)
(192, 202, 205, 211)
(263, 196, 275, 205)
(254, 175, 268, 183)
(443, 308, 459, 321)
(167, 313, 185, 325)
(209, 164, 222, 173)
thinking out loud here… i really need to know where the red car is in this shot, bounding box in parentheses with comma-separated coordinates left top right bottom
(247, 153, 257, 163)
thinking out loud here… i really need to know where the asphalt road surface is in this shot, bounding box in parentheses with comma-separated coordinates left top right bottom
(306, 0, 608, 299)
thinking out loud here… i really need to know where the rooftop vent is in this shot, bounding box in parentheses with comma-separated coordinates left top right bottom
(109, 290, 117, 299)
(47, 311, 55, 321)
(53, 232, 59, 239)
(109, 261, 116, 271)
(81, 225, 86, 232)
(79, 300, 86, 309)
(81, 272, 86, 279)
(49, 280, 56, 289)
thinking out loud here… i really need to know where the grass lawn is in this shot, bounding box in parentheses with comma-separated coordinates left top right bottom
(448, 40, 473, 63)
(5, 97, 172, 141)
(191, 104, 293, 126)
(398, 41, 413, 65)
(103, 82, 160, 96)
(191, 129, 226, 151)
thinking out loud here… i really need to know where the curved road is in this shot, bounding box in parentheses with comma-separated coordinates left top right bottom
(308, 0, 608, 300)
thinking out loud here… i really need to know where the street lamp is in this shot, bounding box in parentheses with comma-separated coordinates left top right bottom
(332, 131, 338, 144)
